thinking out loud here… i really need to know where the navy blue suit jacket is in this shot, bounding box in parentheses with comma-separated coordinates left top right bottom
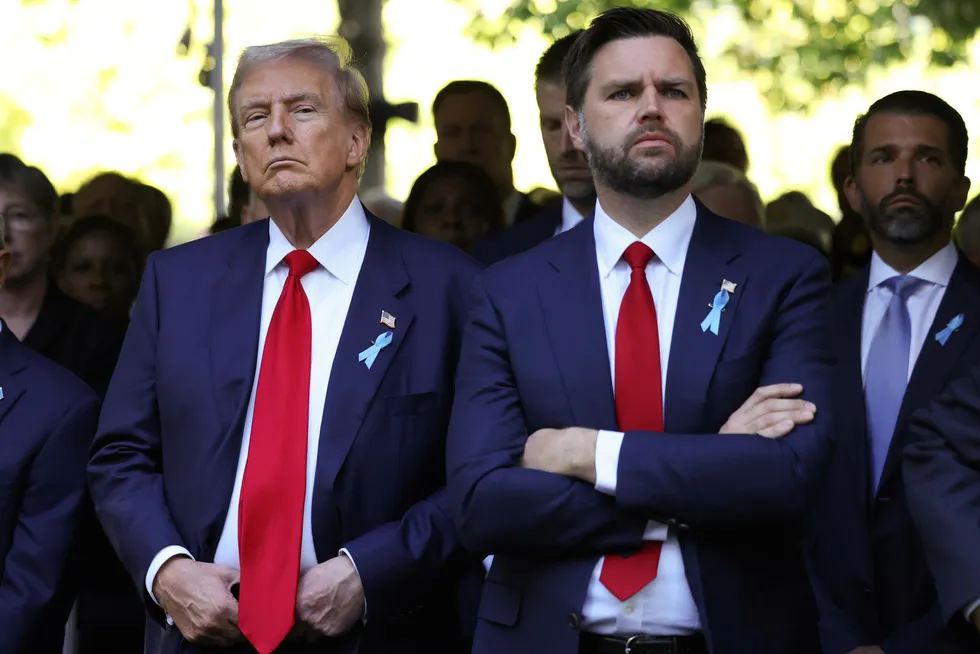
(0, 323, 99, 654)
(905, 353, 980, 631)
(447, 205, 835, 654)
(87, 214, 480, 654)
(806, 257, 980, 654)
(472, 207, 561, 266)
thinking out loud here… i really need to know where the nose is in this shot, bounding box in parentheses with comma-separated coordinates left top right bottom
(637, 86, 664, 124)
(267, 106, 293, 144)
(894, 155, 915, 187)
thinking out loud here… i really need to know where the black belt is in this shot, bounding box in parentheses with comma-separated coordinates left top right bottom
(579, 632, 707, 654)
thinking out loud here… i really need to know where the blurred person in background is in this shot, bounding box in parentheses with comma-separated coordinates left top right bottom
(360, 186, 403, 226)
(0, 209, 101, 654)
(135, 182, 173, 252)
(473, 31, 597, 266)
(691, 159, 765, 228)
(954, 195, 980, 267)
(830, 144, 873, 281)
(766, 190, 835, 258)
(54, 215, 143, 321)
(72, 173, 152, 252)
(702, 117, 749, 173)
(402, 160, 503, 254)
(433, 79, 558, 225)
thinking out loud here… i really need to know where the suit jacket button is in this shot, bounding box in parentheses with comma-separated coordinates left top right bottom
(568, 612, 581, 629)
(666, 518, 678, 527)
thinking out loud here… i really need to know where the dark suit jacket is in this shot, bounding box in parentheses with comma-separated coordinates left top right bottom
(806, 257, 980, 654)
(472, 207, 561, 266)
(446, 204, 835, 654)
(87, 215, 481, 654)
(22, 285, 126, 398)
(905, 357, 980, 631)
(0, 322, 100, 654)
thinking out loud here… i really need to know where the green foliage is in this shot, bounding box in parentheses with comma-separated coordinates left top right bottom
(451, 0, 979, 111)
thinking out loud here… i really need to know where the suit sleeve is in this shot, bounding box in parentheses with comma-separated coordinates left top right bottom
(446, 275, 646, 556)
(86, 255, 189, 623)
(903, 363, 980, 623)
(613, 253, 835, 526)
(0, 394, 99, 650)
(340, 264, 482, 621)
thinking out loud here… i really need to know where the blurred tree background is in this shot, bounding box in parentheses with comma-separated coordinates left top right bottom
(453, 0, 980, 111)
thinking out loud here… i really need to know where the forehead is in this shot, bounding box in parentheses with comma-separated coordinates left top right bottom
(588, 36, 696, 87)
(435, 91, 506, 127)
(863, 112, 950, 151)
(0, 184, 31, 208)
(236, 58, 335, 105)
(536, 81, 566, 107)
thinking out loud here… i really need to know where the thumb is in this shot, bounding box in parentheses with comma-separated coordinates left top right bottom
(215, 565, 240, 584)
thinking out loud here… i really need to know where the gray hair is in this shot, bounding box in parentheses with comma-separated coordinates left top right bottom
(228, 35, 372, 142)
(691, 160, 765, 225)
(955, 196, 980, 257)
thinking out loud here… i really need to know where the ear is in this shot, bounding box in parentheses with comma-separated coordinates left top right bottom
(505, 132, 517, 163)
(233, 139, 249, 184)
(346, 121, 370, 172)
(951, 176, 972, 213)
(565, 105, 585, 153)
(843, 175, 861, 215)
(433, 139, 444, 162)
(0, 249, 10, 289)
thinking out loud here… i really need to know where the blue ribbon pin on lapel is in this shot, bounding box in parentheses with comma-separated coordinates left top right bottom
(0, 387, 4, 401)
(359, 331, 393, 369)
(701, 280, 737, 336)
(935, 313, 964, 346)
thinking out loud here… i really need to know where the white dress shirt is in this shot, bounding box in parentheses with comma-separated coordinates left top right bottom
(555, 196, 588, 235)
(144, 197, 371, 602)
(860, 241, 958, 382)
(585, 196, 701, 636)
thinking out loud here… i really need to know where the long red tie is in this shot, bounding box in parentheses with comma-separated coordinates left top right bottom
(599, 242, 665, 601)
(238, 250, 318, 654)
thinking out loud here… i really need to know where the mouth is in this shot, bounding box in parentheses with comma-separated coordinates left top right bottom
(633, 133, 671, 149)
(887, 195, 921, 209)
(556, 167, 592, 180)
(266, 157, 300, 170)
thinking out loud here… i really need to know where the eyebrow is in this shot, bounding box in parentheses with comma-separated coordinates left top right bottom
(868, 143, 945, 157)
(599, 76, 694, 93)
(239, 92, 323, 116)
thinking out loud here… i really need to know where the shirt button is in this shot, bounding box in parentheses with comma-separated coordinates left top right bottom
(624, 604, 635, 615)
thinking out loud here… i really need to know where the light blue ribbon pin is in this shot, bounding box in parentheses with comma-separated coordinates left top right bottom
(0, 387, 4, 401)
(359, 331, 393, 369)
(935, 313, 964, 346)
(700, 289, 730, 336)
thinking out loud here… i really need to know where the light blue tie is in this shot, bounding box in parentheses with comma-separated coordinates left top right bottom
(865, 274, 923, 494)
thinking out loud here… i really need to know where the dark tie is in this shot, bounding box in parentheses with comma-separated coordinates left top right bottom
(599, 242, 665, 601)
(865, 274, 922, 495)
(238, 250, 318, 654)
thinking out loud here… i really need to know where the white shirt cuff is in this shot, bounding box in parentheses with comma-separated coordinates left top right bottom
(338, 548, 368, 622)
(483, 555, 494, 573)
(963, 597, 980, 621)
(594, 430, 625, 495)
(145, 546, 193, 625)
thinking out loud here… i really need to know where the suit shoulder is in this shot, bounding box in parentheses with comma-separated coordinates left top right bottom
(714, 216, 828, 273)
(150, 221, 263, 270)
(21, 345, 98, 409)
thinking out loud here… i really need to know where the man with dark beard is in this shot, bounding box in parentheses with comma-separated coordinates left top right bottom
(806, 90, 980, 654)
(446, 8, 835, 654)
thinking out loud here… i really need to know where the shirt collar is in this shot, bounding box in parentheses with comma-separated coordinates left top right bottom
(867, 240, 959, 292)
(560, 196, 587, 234)
(594, 194, 698, 278)
(266, 195, 370, 285)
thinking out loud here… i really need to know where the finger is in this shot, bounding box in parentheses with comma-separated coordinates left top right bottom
(746, 409, 814, 434)
(742, 398, 815, 425)
(756, 420, 796, 439)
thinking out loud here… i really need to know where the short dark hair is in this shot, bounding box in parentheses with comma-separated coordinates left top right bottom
(535, 31, 583, 90)
(850, 90, 968, 175)
(0, 154, 58, 222)
(53, 214, 144, 278)
(432, 80, 512, 131)
(401, 161, 504, 235)
(563, 7, 707, 113)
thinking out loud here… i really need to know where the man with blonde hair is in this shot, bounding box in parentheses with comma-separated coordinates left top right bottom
(690, 159, 764, 228)
(89, 36, 479, 654)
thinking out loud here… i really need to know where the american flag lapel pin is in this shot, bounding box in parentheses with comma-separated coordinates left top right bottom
(380, 310, 396, 329)
(721, 279, 737, 294)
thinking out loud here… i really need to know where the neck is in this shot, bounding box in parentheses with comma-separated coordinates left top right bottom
(570, 195, 597, 218)
(872, 232, 951, 274)
(265, 180, 358, 249)
(0, 272, 48, 329)
(595, 184, 690, 238)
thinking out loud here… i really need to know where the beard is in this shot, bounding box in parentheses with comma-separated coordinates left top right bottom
(580, 118, 702, 200)
(859, 185, 949, 244)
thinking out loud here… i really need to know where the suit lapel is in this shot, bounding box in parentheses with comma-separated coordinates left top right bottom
(315, 218, 415, 500)
(664, 208, 744, 433)
(0, 324, 28, 427)
(878, 257, 980, 488)
(537, 219, 618, 430)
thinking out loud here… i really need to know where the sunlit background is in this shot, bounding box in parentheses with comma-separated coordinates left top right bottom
(2, 0, 979, 243)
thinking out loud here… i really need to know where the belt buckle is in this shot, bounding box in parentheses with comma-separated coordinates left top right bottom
(624, 634, 661, 654)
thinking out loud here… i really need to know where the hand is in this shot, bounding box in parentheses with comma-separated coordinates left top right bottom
(153, 557, 243, 645)
(521, 427, 598, 483)
(846, 647, 884, 654)
(720, 383, 816, 439)
(296, 555, 365, 638)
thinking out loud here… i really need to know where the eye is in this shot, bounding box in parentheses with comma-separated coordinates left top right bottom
(665, 88, 687, 99)
(919, 154, 940, 164)
(610, 89, 632, 100)
(245, 113, 266, 126)
(870, 154, 890, 164)
(295, 106, 316, 115)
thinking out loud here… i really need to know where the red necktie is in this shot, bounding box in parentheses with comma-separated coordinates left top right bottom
(599, 242, 665, 601)
(238, 250, 318, 654)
